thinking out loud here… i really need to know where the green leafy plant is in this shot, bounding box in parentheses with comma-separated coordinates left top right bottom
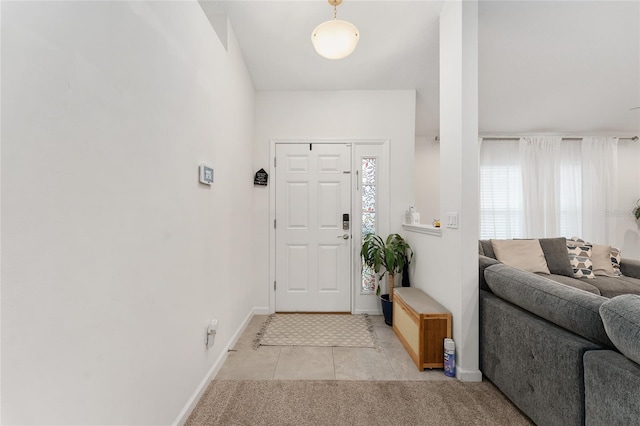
(361, 233, 414, 302)
(634, 199, 640, 221)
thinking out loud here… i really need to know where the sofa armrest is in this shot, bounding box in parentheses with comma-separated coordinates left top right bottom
(621, 258, 640, 279)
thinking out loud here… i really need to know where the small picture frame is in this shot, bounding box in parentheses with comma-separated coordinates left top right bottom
(199, 165, 214, 185)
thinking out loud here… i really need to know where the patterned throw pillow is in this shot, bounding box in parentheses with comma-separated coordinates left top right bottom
(570, 236, 623, 277)
(567, 243, 594, 279)
(569, 236, 587, 245)
(610, 246, 623, 276)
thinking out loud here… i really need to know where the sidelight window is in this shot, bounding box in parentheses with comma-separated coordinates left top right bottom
(361, 157, 377, 293)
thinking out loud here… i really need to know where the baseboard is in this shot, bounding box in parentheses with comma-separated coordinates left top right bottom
(252, 306, 270, 315)
(172, 307, 263, 425)
(456, 367, 483, 382)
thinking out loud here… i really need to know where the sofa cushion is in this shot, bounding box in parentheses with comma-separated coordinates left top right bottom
(567, 242, 595, 278)
(570, 237, 622, 277)
(591, 244, 615, 276)
(610, 246, 623, 277)
(538, 273, 601, 295)
(538, 237, 574, 277)
(480, 240, 496, 259)
(600, 295, 640, 365)
(588, 276, 640, 298)
(491, 239, 550, 274)
(484, 263, 613, 348)
(621, 258, 640, 280)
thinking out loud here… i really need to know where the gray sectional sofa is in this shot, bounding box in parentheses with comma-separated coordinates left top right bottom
(479, 239, 640, 426)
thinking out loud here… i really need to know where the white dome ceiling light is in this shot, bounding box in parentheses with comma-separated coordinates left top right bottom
(311, 0, 359, 60)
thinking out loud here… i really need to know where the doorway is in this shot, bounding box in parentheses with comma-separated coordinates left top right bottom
(274, 143, 352, 312)
(270, 140, 389, 314)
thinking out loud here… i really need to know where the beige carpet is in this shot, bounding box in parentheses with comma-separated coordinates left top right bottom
(255, 314, 377, 349)
(186, 380, 533, 426)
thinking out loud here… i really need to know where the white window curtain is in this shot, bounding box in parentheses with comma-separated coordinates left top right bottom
(479, 139, 523, 239)
(480, 136, 617, 243)
(519, 137, 563, 237)
(581, 137, 618, 244)
(558, 143, 582, 238)
(519, 137, 582, 238)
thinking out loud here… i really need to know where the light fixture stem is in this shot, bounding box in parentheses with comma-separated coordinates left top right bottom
(333, 4, 337, 19)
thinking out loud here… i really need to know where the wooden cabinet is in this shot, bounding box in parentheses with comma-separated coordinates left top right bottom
(392, 287, 452, 370)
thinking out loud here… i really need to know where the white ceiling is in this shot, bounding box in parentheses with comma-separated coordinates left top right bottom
(479, 1, 640, 136)
(200, 1, 640, 137)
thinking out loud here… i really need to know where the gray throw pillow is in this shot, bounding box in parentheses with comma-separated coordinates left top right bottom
(480, 240, 495, 259)
(600, 294, 640, 365)
(539, 237, 574, 277)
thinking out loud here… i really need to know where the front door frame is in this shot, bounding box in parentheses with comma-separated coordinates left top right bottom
(269, 138, 389, 314)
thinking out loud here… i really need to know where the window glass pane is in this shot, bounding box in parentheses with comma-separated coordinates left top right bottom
(362, 186, 376, 212)
(362, 212, 376, 235)
(362, 265, 376, 293)
(362, 158, 376, 185)
(361, 157, 377, 294)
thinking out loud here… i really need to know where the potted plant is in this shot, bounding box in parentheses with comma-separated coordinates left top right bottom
(361, 233, 414, 326)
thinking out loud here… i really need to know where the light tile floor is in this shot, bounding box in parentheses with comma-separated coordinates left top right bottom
(215, 314, 455, 381)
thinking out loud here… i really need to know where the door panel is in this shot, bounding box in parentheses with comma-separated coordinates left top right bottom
(318, 182, 340, 228)
(275, 143, 351, 312)
(286, 182, 309, 228)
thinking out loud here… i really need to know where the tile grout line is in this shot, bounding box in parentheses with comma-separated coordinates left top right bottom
(377, 327, 401, 380)
(332, 347, 337, 380)
(271, 347, 282, 380)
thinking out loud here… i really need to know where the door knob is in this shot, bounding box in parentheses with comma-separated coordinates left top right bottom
(337, 234, 349, 240)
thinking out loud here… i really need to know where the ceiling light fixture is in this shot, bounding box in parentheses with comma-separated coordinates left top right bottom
(311, 0, 359, 60)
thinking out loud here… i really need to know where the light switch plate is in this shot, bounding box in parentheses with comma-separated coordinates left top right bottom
(446, 212, 459, 229)
(199, 165, 214, 185)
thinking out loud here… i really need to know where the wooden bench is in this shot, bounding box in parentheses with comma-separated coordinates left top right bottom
(393, 287, 452, 370)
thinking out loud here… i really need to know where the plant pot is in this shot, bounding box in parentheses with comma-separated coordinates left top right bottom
(380, 294, 393, 326)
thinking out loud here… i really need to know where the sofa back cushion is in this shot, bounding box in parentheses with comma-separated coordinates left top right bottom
(484, 263, 613, 348)
(538, 237, 574, 277)
(479, 240, 496, 259)
(591, 244, 616, 276)
(491, 239, 551, 274)
(480, 237, 574, 277)
(600, 295, 640, 365)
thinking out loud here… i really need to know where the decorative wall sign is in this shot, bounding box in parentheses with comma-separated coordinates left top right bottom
(254, 168, 268, 186)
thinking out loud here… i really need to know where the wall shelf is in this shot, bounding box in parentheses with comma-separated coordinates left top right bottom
(402, 223, 442, 237)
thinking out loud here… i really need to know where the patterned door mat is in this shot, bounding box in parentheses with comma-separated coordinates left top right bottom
(254, 314, 378, 349)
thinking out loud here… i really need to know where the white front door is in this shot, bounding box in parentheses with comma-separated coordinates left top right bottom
(275, 143, 352, 312)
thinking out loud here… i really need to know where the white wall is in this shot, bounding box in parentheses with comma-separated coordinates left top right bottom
(1, 2, 255, 424)
(616, 140, 640, 259)
(407, 0, 480, 382)
(252, 91, 416, 312)
(414, 136, 440, 223)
